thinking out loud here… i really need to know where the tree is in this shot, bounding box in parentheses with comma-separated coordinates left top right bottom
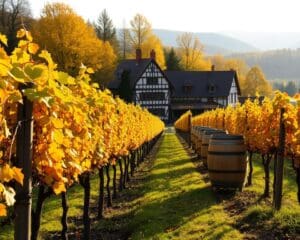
(244, 66, 273, 97)
(32, 3, 116, 77)
(176, 32, 211, 70)
(210, 55, 250, 95)
(165, 47, 181, 70)
(126, 14, 165, 68)
(141, 34, 166, 69)
(94, 9, 117, 46)
(129, 13, 151, 48)
(118, 20, 131, 60)
(0, 0, 32, 53)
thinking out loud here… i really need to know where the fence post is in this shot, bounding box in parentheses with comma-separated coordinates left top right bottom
(14, 85, 33, 240)
(273, 108, 285, 210)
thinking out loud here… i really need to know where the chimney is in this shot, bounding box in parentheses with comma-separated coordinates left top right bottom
(211, 64, 215, 71)
(150, 49, 156, 60)
(136, 48, 142, 63)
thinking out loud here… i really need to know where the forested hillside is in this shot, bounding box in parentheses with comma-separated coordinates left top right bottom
(232, 49, 300, 81)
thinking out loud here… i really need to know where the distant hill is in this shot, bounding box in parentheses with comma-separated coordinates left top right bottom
(153, 29, 258, 55)
(231, 49, 300, 81)
(223, 32, 300, 50)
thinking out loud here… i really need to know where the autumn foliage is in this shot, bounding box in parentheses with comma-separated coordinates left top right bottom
(174, 110, 192, 132)
(0, 30, 164, 216)
(191, 92, 300, 166)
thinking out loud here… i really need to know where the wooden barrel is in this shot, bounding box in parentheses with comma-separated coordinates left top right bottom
(207, 134, 247, 190)
(195, 127, 212, 156)
(201, 130, 226, 167)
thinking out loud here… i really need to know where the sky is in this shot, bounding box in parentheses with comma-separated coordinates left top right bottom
(30, 0, 300, 33)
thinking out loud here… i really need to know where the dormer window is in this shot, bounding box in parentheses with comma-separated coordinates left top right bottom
(208, 83, 216, 94)
(183, 85, 192, 93)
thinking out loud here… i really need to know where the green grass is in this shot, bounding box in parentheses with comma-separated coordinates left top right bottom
(123, 133, 243, 240)
(237, 154, 300, 236)
(1, 131, 299, 239)
(0, 167, 117, 239)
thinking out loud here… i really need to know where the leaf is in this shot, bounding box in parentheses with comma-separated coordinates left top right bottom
(16, 29, 26, 39)
(0, 34, 7, 46)
(39, 50, 56, 70)
(28, 43, 39, 54)
(52, 118, 64, 129)
(24, 65, 43, 80)
(0, 183, 4, 193)
(0, 164, 14, 182)
(52, 130, 64, 144)
(52, 181, 66, 195)
(57, 71, 69, 84)
(12, 167, 24, 185)
(3, 187, 16, 206)
(0, 203, 7, 216)
(87, 68, 94, 74)
(9, 66, 27, 83)
(23, 88, 49, 101)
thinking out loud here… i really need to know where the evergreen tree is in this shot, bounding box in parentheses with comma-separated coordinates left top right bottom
(165, 47, 181, 70)
(94, 9, 116, 44)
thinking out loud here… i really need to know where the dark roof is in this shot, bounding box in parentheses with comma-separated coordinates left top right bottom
(108, 59, 152, 89)
(165, 70, 240, 98)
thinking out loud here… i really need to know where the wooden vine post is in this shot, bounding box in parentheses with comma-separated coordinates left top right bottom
(273, 108, 286, 210)
(188, 113, 192, 148)
(14, 84, 33, 240)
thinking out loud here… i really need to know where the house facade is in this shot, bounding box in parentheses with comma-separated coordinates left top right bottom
(108, 49, 241, 123)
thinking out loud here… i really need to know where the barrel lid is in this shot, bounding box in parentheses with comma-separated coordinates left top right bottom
(211, 134, 244, 140)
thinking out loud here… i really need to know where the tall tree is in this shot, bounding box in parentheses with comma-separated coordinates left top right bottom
(176, 32, 211, 70)
(165, 47, 181, 70)
(244, 66, 272, 97)
(129, 13, 151, 49)
(94, 9, 116, 44)
(128, 14, 165, 68)
(32, 3, 116, 77)
(141, 34, 166, 69)
(118, 20, 131, 60)
(0, 0, 32, 53)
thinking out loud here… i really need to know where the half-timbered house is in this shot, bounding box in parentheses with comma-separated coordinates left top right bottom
(108, 49, 172, 121)
(108, 49, 241, 123)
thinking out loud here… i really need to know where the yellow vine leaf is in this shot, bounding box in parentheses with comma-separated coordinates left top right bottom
(0, 164, 14, 182)
(52, 130, 64, 144)
(52, 181, 66, 195)
(0, 203, 7, 217)
(16, 29, 26, 38)
(12, 167, 24, 186)
(52, 118, 64, 129)
(0, 34, 7, 46)
(28, 43, 39, 55)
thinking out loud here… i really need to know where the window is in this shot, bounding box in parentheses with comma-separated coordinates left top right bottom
(147, 77, 158, 85)
(139, 92, 165, 101)
(208, 83, 216, 93)
(182, 85, 192, 93)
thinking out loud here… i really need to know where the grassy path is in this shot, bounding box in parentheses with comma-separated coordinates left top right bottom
(125, 132, 243, 239)
(1, 130, 298, 239)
